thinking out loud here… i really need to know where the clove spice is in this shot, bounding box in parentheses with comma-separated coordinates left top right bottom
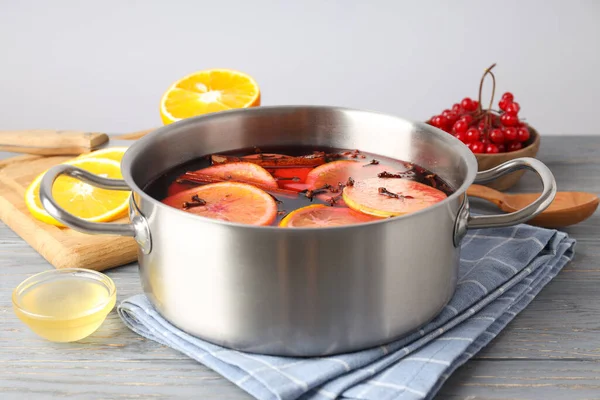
(378, 187, 414, 200)
(363, 159, 380, 166)
(326, 194, 342, 206)
(378, 171, 408, 179)
(301, 184, 331, 200)
(182, 194, 207, 210)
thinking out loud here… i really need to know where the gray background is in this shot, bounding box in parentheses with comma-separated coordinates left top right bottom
(1, 0, 598, 135)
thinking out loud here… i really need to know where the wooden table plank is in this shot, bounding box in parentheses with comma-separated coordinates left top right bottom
(0, 136, 598, 399)
(439, 360, 600, 399)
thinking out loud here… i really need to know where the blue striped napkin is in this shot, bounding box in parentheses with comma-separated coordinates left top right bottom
(118, 224, 575, 400)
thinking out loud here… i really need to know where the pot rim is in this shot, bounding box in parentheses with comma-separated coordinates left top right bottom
(121, 105, 479, 231)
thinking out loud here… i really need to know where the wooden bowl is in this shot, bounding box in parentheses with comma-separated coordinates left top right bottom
(475, 126, 540, 191)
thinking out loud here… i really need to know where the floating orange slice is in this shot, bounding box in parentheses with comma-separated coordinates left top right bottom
(187, 162, 278, 190)
(279, 204, 381, 228)
(162, 182, 277, 226)
(304, 160, 389, 206)
(343, 178, 447, 217)
(160, 69, 260, 125)
(305, 160, 388, 190)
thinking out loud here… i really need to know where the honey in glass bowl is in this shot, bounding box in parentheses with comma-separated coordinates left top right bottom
(12, 268, 116, 342)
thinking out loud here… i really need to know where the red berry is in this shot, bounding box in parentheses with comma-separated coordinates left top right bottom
(452, 103, 462, 113)
(489, 128, 504, 144)
(503, 127, 517, 141)
(470, 141, 485, 153)
(517, 126, 530, 142)
(499, 99, 509, 111)
(507, 141, 523, 152)
(502, 92, 514, 102)
(431, 115, 448, 129)
(454, 131, 467, 143)
(460, 114, 474, 125)
(453, 119, 468, 134)
(481, 132, 490, 145)
(500, 113, 519, 126)
(479, 129, 490, 144)
(505, 102, 520, 115)
(465, 128, 480, 143)
(461, 97, 477, 112)
(485, 144, 500, 154)
(472, 100, 479, 110)
(443, 111, 459, 124)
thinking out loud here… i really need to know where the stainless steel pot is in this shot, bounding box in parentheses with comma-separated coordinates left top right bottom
(39, 106, 556, 356)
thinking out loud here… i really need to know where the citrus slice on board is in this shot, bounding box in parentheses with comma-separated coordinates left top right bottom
(160, 69, 261, 125)
(342, 177, 447, 218)
(76, 146, 128, 163)
(161, 182, 277, 226)
(182, 162, 278, 190)
(25, 158, 130, 227)
(279, 204, 381, 228)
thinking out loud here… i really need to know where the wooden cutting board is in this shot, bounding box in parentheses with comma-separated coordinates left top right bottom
(0, 130, 152, 271)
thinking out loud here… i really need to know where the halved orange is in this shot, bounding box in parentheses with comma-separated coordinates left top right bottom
(160, 69, 260, 125)
(343, 177, 447, 217)
(188, 162, 278, 190)
(162, 182, 277, 226)
(279, 204, 381, 228)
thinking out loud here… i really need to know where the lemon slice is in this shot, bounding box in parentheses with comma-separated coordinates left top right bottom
(76, 146, 128, 163)
(160, 68, 261, 125)
(25, 158, 130, 227)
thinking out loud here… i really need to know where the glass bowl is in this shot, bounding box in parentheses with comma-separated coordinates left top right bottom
(12, 268, 116, 342)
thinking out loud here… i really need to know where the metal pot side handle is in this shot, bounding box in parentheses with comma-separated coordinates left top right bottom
(468, 157, 557, 229)
(39, 164, 137, 236)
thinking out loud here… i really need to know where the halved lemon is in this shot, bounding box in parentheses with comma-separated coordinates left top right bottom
(160, 69, 261, 125)
(76, 146, 128, 163)
(25, 158, 130, 227)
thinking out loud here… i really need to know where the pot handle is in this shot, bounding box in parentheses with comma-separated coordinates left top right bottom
(39, 164, 136, 236)
(467, 157, 556, 229)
